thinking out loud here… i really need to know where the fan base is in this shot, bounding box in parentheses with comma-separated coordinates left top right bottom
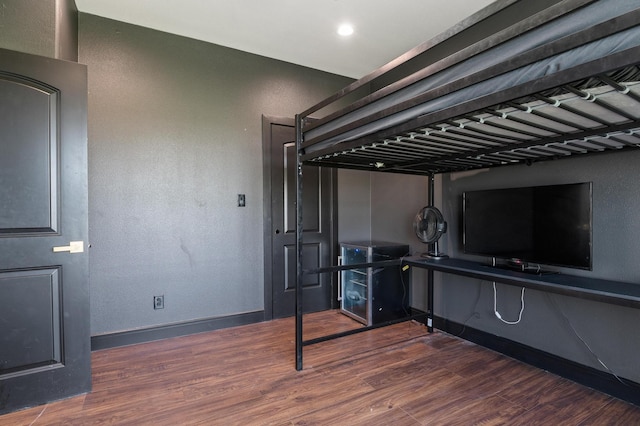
(420, 252, 449, 260)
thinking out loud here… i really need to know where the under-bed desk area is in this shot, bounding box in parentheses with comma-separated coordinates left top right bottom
(293, 0, 640, 406)
(406, 257, 640, 310)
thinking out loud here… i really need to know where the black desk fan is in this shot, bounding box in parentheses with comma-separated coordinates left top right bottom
(414, 205, 448, 259)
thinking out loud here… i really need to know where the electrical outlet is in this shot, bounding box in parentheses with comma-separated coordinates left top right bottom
(154, 295, 164, 310)
(238, 194, 246, 207)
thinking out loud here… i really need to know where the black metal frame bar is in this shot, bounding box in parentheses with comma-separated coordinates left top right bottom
(426, 175, 435, 332)
(303, 259, 402, 275)
(302, 310, 429, 347)
(295, 114, 304, 371)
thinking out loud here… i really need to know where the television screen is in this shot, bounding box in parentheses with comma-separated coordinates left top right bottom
(463, 182, 592, 270)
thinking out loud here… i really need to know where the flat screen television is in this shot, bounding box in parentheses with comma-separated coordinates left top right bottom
(463, 182, 592, 270)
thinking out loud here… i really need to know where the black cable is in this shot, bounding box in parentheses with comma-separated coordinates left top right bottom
(398, 252, 412, 317)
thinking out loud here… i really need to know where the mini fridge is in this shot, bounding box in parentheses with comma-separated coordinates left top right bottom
(339, 241, 411, 325)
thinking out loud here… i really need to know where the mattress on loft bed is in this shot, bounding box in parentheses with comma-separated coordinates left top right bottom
(303, 0, 640, 154)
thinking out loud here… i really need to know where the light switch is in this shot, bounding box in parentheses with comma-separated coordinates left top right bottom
(238, 194, 246, 207)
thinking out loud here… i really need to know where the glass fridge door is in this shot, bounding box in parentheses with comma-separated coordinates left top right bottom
(340, 246, 368, 324)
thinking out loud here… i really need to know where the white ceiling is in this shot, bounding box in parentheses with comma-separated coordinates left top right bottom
(75, 0, 496, 79)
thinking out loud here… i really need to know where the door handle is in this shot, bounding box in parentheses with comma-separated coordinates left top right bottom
(337, 256, 342, 301)
(53, 241, 84, 253)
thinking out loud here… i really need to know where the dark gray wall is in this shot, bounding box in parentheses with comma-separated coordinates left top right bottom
(436, 152, 640, 382)
(338, 169, 430, 310)
(79, 14, 353, 335)
(370, 173, 428, 252)
(0, 0, 77, 61)
(370, 173, 430, 310)
(337, 169, 372, 242)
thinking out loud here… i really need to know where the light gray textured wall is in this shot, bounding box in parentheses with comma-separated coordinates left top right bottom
(370, 173, 428, 253)
(370, 173, 429, 311)
(338, 171, 429, 252)
(337, 169, 372, 242)
(437, 151, 640, 382)
(338, 170, 430, 310)
(0, 0, 55, 57)
(79, 14, 353, 335)
(0, 0, 77, 61)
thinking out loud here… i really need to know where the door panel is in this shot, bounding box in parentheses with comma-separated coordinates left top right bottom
(283, 243, 321, 291)
(0, 48, 89, 414)
(0, 78, 58, 233)
(264, 117, 335, 319)
(0, 268, 62, 373)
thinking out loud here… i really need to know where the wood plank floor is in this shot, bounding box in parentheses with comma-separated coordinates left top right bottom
(2, 310, 639, 425)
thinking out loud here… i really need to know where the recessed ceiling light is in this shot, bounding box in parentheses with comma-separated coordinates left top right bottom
(337, 23, 354, 37)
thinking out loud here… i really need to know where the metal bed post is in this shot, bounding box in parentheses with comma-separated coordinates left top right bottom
(427, 174, 435, 332)
(295, 114, 304, 371)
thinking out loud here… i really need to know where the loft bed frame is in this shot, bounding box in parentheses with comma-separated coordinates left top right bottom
(293, 0, 640, 371)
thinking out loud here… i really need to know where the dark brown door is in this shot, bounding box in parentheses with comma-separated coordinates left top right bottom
(0, 48, 89, 414)
(263, 116, 336, 319)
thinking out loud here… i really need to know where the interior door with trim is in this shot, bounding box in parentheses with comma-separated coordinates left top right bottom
(264, 116, 335, 319)
(0, 48, 90, 414)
